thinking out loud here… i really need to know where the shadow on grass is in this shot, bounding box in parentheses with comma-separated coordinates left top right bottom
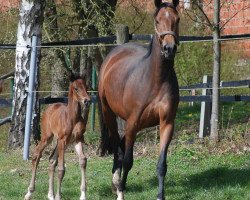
(139, 167, 250, 197)
(96, 167, 250, 199)
(181, 167, 250, 189)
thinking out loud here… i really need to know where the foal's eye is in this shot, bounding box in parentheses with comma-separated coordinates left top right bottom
(155, 20, 159, 24)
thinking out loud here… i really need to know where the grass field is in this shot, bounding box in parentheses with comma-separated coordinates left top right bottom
(0, 102, 249, 200)
(0, 141, 249, 200)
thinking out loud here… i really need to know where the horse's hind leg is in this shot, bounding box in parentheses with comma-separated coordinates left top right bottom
(75, 141, 87, 200)
(118, 122, 136, 199)
(24, 139, 49, 200)
(101, 102, 123, 199)
(48, 142, 58, 200)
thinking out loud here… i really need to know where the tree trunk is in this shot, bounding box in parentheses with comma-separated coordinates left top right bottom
(210, 0, 221, 142)
(9, 0, 45, 147)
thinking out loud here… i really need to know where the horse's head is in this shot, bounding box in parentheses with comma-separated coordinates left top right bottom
(69, 73, 91, 108)
(154, 0, 179, 60)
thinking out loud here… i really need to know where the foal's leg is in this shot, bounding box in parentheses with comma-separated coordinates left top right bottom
(75, 141, 87, 200)
(157, 121, 174, 200)
(55, 140, 65, 200)
(48, 143, 58, 200)
(24, 139, 49, 200)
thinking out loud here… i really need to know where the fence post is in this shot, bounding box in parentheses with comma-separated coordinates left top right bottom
(116, 25, 129, 136)
(23, 35, 38, 160)
(91, 67, 97, 131)
(199, 75, 212, 139)
(10, 77, 14, 115)
(116, 24, 129, 44)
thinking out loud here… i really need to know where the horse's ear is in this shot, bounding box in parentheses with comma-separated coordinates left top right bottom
(154, 0, 162, 8)
(172, 0, 179, 7)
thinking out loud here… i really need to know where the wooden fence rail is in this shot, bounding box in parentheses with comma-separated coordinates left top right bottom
(1, 33, 250, 49)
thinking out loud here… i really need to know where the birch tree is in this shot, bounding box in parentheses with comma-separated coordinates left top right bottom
(9, 0, 45, 147)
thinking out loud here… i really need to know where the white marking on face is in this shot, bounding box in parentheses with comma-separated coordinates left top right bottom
(165, 11, 169, 18)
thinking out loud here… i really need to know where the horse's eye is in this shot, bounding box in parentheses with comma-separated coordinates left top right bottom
(155, 20, 159, 24)
(74, 87, 78, 92)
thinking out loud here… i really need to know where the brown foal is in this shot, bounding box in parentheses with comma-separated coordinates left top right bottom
(98, 0, 180, 200)
(25, 74, 91, 200)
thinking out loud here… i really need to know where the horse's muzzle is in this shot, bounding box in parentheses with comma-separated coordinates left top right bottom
(82, 98, 91, 107)
(162, 44, 177, 60)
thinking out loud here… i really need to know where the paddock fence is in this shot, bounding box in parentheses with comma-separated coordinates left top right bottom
(0, 31, 249, 134)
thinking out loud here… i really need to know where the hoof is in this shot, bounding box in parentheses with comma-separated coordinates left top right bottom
(55, 195, 61, 200)
(116, 190, 124, 200)
(24, 190, 32, 200)
(80, 192, 86, 200)
(24, 188, 34, 200)
(48, 193, 54, 200)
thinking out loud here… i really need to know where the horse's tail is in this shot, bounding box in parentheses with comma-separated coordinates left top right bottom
(97, 99, 113, 156)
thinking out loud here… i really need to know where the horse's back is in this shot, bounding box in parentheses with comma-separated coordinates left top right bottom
(100, 43, 147, 78)
(99, 43, 149, 118)
(99, 42, 148, 93)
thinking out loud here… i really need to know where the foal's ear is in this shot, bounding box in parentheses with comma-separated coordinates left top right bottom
(69, 72, 76, 82)
(154, 0, 162, 8)
(172, 0, 179, 7)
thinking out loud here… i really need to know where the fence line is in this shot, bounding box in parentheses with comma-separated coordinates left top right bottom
(1, 33, 250, 49)
(0, 78, 249, 107)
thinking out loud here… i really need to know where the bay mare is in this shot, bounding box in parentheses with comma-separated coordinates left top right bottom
(98, 0, 180, 199)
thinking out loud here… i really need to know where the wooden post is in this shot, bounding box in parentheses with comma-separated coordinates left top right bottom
(189, 89, 196, 106)
(199, 75, 212, 139)
(116, 25, 129, 137)
(116, 24, 129, 44)
(91, 67, 97, 131)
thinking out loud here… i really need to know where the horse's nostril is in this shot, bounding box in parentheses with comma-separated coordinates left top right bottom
(163, 45, 168, 51)
(84, 99, 91, 106)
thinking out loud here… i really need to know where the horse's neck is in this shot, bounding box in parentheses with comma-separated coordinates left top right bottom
(149, 35, 174, 84)
(67, 89, 81, 122)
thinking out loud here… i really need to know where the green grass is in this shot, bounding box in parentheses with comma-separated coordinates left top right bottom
(0, 142, 249, 200)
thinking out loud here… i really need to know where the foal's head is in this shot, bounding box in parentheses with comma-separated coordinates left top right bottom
(154, 0, 180, 60)
(69, 74, 91, 108)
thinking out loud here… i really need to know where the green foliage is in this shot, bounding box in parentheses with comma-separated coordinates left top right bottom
(175, 42, 213, 86)
(115, 2, 153, 34)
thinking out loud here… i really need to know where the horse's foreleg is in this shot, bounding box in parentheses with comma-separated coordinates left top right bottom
(55, 140, 65, 200)
(24, 140, 47, 200)
(157, 121, 174, 200)
(75, 141, 87, 200)
(48, 143, 58, 200)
